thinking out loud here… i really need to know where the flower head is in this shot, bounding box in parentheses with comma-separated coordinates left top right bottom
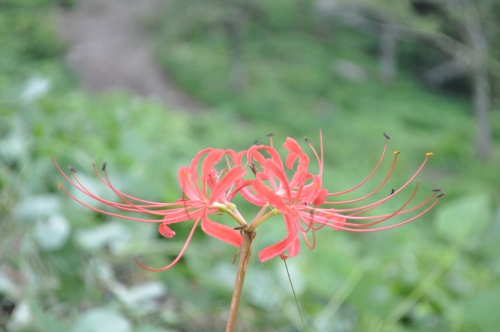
(237, 131, 344, 262)
(240, 133, 444, 261)
(53, 132, 443, 271)
(52, 148, 247, 271)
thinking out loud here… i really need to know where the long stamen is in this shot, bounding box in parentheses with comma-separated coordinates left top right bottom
(346, 188, 438, 219)
(297, 210, 329, 249)
(332, 197, 442, 232)
(326, 153, 432, 211)
(342, 182, 421, 227)
(57, 183, 168, 223)
(102, 166, 192, 217)
(135, 218, 202, 271)
(91, 160, 182, 208)
(87, 163, 183, 213)
(55, 159, 160, 213)
(341, 183, 419, 218)
(326, 151, 399, 205)
(266, 133, 274, 148)
(328, 135, 389, 196)
(54, 157, 204, 222)
(304, 135, 322, 176)
(310, 189, 440, 229)
(300, 223, 317, 249)
(317, 191, 437, 226)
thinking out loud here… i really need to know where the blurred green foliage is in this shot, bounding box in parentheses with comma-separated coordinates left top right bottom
(1, 0, 500, 331)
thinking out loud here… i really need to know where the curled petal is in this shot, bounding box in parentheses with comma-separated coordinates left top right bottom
(201, 214, 243, 247)
(260, 159, 291, 202)
(302, 175, 323, 204)
(239, 186, 268, 207)
(283, 137, 303, 169)
(178, 167, 200, 201)
(187, 148, 214, 192)
(247, 145, 283, 167)
(280, 234, 301, 260)
(209, 166, 247, 205)
(228, 179, 255, 201)
(258, 213, 298, 262)
(313, 189, 328, 206)
(253, 173, 287, 211)
(159, 223, 176, 238)
(201, 149, 226, 195)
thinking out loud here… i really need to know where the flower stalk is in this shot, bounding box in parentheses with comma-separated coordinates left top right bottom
(226, 230, 255, 332)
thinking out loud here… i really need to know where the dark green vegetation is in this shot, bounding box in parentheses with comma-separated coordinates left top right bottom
(1, 0, 499, 331)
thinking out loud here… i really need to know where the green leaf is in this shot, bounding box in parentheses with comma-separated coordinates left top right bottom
(435, 193, 492, 243)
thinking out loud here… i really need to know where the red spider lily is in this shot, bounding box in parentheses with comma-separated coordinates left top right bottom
(238, 133, 444, 262)
(51, 148, 247, 271)
(53, 132, 443, 271)
(237, 132, 344, 262)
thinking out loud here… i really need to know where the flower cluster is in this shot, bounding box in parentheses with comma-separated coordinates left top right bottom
(53, 132, 443, 271)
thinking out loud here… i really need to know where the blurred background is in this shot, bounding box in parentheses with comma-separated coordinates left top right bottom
(1, 0, 499, 331)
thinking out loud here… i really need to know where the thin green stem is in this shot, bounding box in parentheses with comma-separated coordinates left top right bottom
(248, 209, 281, 231)
(226, 231, 255, 332)
(211, 202, 248, 227)
(284, 259, 306, 330)
(226, 207, 248, 227)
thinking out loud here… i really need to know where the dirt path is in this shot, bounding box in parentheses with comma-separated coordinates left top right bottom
(58, 0, 203, 111)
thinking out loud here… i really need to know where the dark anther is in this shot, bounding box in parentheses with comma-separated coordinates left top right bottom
(253, 140, 258, 145)
(390, 189, 395, 195)
(383, 133, 390, 139)
(432, 188, 442, 192)
(304, 137, 310, 143)
(266, 133, 274, 137)
(437, 193, 446, 198)
(250, 163, 258, 176)
(68, 166, 76, 173)
(101, 162, 107, 171)
(91, 161, 96, 167)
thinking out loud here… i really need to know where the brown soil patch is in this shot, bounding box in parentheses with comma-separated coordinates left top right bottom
(58, 0, 203, 111)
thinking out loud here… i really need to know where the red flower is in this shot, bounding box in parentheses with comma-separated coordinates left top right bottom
(238, 133, 443, 262)
(239, 132, 344, 262)
(53, 132, 443, 270)
(51, 148, 247, 271)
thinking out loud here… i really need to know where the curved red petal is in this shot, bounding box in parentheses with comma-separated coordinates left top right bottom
(261, 159, 291, 202)
(313, 188, 328, 206)
(280, 235, 300, 260)
(239, 186, 268, 206)
(253, 173, 287, 211)
(247, 145, 283, 166)
(283, 137, 303, 169)
(201, 214, 243, 247)
(178, 166, 200, 201)
(258, 213, 299, 262)
(209, 166, 247, 204)
(159, 223, 176, 238)
(189, 148, 214, 189)
(201, 149, 226, 196)
(283, 137, 303, 154)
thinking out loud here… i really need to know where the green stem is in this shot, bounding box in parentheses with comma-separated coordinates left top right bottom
(226, 231, 255, 332)
(248, 209, 280, 231)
